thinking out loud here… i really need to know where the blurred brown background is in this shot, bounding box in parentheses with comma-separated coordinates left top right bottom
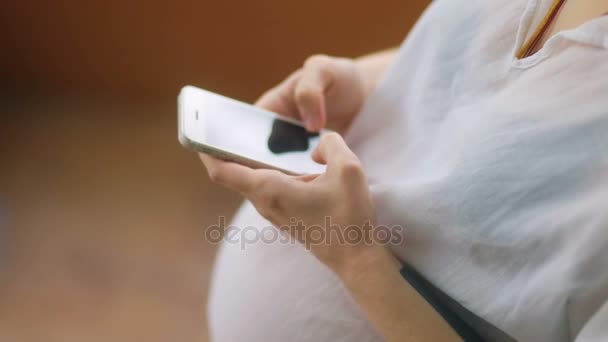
(0, 1, 428, 341)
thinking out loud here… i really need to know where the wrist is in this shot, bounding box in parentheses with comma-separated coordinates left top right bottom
(335, 243, 401, 286)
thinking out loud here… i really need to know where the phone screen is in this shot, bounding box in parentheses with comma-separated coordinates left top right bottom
(179, 86, 326, 175)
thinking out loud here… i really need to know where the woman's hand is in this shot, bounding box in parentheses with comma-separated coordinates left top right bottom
(200, 134, 460, 341)
(257, 49, 398, 134)
(201, 48, 461, 341)
(200, 132, 387, 274)
(257, 55, 367, 134)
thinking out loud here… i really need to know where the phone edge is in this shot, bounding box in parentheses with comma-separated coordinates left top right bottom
(177, 87, 302, 176)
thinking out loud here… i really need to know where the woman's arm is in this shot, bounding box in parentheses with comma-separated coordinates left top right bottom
(337, 246, 461, 342)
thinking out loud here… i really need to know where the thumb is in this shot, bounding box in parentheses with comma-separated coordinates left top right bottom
(312, 132, 359, 171)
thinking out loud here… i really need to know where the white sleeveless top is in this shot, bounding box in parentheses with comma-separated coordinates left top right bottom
(207, 0, 608, 341)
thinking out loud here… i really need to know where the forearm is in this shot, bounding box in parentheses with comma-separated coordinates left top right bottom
(355, 48, 399, 97)
(337, 247, 461, 342)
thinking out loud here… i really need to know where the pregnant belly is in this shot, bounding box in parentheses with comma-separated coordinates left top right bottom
(207, 201, 381, 342)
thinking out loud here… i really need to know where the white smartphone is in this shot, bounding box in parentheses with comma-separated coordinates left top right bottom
(178, 85, 327, 175)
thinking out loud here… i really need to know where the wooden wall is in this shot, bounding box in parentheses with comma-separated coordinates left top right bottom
(1, 0, 429, 102)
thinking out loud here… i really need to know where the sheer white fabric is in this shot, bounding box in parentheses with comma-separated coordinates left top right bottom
(208, 0, 608, 340)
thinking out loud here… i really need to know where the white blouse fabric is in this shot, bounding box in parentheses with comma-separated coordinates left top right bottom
(207, 0, 608, 341)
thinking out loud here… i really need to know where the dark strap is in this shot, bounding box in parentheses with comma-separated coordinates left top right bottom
(400, 264, 516, 342)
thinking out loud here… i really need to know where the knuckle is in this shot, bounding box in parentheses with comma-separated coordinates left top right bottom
(207, 167, 223, 183)
(255, 174, 283, 210)
(318, 67, 335, 85)
(304, 54, 335, 81)
(257, 189, 281, 215)
(339, 159, 364, 179)
(294, 85, 319, 104)
(263, 191, 282, 211)
(322, 132, 342, 144)
(304, 54, 331, 68)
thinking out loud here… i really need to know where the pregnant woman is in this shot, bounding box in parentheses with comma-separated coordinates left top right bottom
(202, 0, 608, 341)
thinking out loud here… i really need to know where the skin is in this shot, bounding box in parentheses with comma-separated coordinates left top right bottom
(532, 0, 608, 54)
(201, 2, 607, 340)
(550, 0, 608, 34)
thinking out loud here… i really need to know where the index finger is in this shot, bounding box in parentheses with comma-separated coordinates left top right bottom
(199, 154, 260, 194)
(199, 154, 295, 196)
(255, 71, 301, 120)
